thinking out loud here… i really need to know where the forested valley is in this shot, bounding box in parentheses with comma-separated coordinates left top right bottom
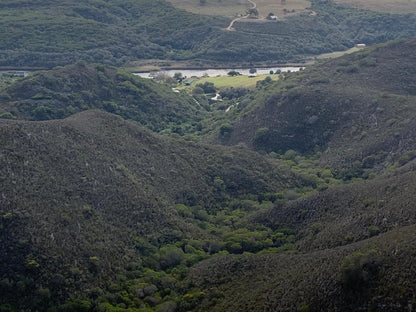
(1, 0, 416, 311)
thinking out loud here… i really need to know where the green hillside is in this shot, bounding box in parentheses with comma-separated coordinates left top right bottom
(189, 224, 416, 311)
(187, 159, 416, 311)
(1, 3, 416, 308)
(0, 110, 305, 311)
(1, 0, 416, 67)
(216, 38, 416, 179)
(0, 63, 207, 134)
(0, 0, 227, 67)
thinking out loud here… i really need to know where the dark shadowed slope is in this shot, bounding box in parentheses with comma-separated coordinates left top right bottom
(187, 160, 416, 311)
(0, 110, 297, 309)
(216, 38, 416, 178)
(189, 224, 416, 311)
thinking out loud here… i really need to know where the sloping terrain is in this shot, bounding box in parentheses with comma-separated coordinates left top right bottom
(1, 0, 416, 67)
(0, 0, 227, 67)
(188, 224, 416, 311)
(217, 38, 416, 178)
(0, 63, 205, 134)
(0, 110, 300, 310)
(187, 161, 416, 311)
(180, 39, 416, 310)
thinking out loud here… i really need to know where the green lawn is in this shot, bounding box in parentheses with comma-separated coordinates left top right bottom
(186, 74, 278, 90)
(316, 47, 363, 60)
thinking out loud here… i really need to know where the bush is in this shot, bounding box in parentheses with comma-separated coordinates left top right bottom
(159, 245, 185, 269)
(195, 82, 216, 94)
(339, 250, 381, 290)
(219, 123, 233, 136)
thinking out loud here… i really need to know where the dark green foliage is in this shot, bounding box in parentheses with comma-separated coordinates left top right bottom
(195, 82, 216, 94)
(0, 110, 300, 310)
(1, 35, 416, 312)
(339, 250, 381, 290)
(217, 38, 416, 178)
(219, 123, 233, 136)
(0, 63, 206, 134)
(199, 0, 416, 63)
(1, 0, 416, 67)
(219, 87, 248, 100)
(227, 71, 241, 77)
(0, 0, 227, 67)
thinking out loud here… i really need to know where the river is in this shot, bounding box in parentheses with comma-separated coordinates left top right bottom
(134, 67, 303, 79)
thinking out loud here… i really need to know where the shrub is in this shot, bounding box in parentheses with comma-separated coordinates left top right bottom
(339, 250, 381, 290)
(159, 246, 185, 269)
(219, 123, 233, 136)
(368, 225, 380, 237)
(195, 82, 216, 94)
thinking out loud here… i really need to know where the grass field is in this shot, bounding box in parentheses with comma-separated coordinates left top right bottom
(166, 0, 310, 19)
(183, 74, 279, 90)
(334, 0, 416, 14)
(316, 46, 362, 60)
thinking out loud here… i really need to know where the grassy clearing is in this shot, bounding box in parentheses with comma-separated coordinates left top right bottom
(184, 74, 278, 90)
(334, 0, 416, 14)
(166, 0, 309, 19)
(316, 46, 363, 60)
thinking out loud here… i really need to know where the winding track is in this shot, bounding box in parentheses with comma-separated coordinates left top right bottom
(226, 0, 257, 31)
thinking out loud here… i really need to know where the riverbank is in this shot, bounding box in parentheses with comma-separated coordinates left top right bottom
(124, 58, 311, 73)
(134, 66, 303, 79)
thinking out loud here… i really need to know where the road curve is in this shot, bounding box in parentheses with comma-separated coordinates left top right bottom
(226, 0, 257, 31)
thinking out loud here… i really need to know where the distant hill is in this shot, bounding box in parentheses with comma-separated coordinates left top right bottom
(0, 0, 227, 67)
(216, 38, 416, 179)
(0, 63, 206, 134)
(1, 0, 416, 67)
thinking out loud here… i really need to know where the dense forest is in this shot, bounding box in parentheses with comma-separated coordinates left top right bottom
(1, 37, 416, 311)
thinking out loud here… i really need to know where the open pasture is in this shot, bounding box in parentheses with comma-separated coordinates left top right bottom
(166, 0, 310, 19)
(188, 73, 278, 89)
